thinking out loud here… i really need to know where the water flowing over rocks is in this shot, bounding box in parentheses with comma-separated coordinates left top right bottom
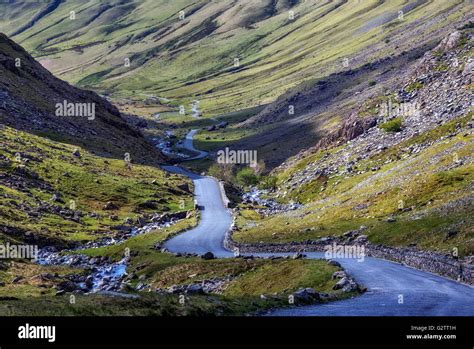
(242, 187, 301, 215)
(35, 216, 185, 293)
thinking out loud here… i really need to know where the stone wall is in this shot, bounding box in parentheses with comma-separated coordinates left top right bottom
(224, 232, 473, 285)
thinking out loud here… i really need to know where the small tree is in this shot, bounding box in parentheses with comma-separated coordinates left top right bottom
(208, 163, 235, 183)
(236, 167, 259, 187)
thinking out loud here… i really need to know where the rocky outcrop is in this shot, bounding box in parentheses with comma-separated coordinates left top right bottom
(156, 277, 231, 295)
(316, 112, 378, 150)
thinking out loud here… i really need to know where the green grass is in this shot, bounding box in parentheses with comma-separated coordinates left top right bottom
(0, 283, 338, 316)
(0, 260, 82, 299)
(1, 0, 466, 116)
(405, 81, 424, 92)
(379, 117, 403, 132)
(233, 116, 474, 256)
(77, 214, 343, 295)
(0, 127, 193, 244)
(0, 292, 267, 316)
(224, 259, 338, 297)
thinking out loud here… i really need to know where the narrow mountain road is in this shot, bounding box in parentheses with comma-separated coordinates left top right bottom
(162, 164, 233, 258)
(162, 130, 474, 316)
(176, 129, 209, 160)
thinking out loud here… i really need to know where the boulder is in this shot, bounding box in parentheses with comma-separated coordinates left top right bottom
(327, 260, 341, 267)
(138, 200, 158, 209)
(51, 193, 64, 203)
(332, 271, 346, 279)
(11, 276, 23, 284)
(333, 277, 359, 293)
(462, 58, 473, 76)
(333, 277, 349, 290)
(293, 288, 320, 303)
(85, 276, 94, 289)
(201, 252, 215, 260)
(186, 284, 205, 295)
(354, 235, 368, 244)
(435, 31, 461, 52)
(103, 201, 119, 210)
(342, 280, 359, 293)
(57, 280, 77, 292)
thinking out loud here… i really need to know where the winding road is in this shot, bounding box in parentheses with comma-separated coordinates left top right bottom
(162, 164, 233, 258)
(163, 130, 474, 316)
(176, 129, 209, 161)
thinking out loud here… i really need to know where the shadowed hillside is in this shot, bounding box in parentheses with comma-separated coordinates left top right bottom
(0, 33, 163, 164)
(0, 0, 471, 116)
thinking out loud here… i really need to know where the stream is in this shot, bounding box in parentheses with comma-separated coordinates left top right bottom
(36, 218, 179, 294)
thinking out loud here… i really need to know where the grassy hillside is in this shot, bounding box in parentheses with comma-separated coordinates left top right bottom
(232, 31, 474, 256)
(0, 33, 165, 164)
(0, 201, 348, 315)
(0, 126, 192, 247)
(234, 118, 474, 256)
(0, 0, 470, 117)
(0, 253, 344, 316)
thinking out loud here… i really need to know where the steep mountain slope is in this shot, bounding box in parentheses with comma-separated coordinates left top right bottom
(0, 0, 471, 117)
(0, 33, 163, 164)
(0, 33, 197, 306)
(233, 30, 474, 257)
(230, 43, 437, 168)
(0, 35, 193, 248)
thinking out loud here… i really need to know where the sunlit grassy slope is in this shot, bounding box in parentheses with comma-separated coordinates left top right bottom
(0, 0, 470, 116)
(0, 126, 193, 246)
(234, 114, 474, 256)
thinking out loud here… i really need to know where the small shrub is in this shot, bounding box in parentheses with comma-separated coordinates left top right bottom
(236, 167, 259, 187)
(434, 63, 449, 72)
(379, 117, 403, 133)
